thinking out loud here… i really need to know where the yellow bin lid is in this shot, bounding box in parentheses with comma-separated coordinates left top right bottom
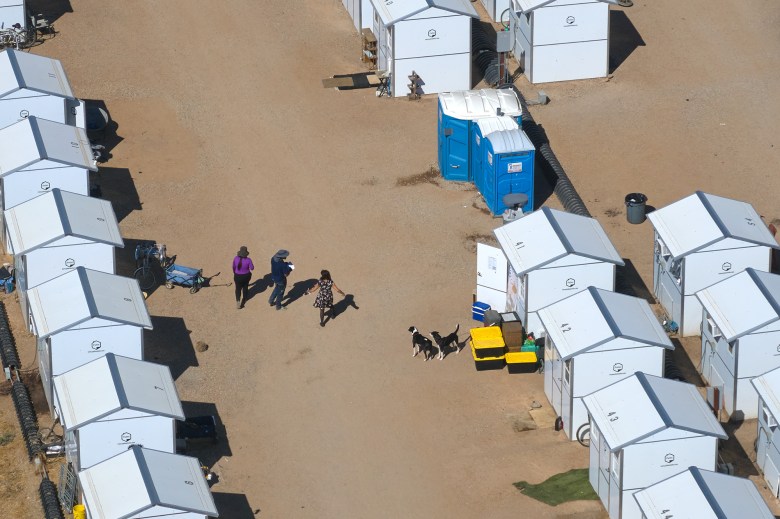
(470, 326, 505, 349)
(506, 351, 537, 364)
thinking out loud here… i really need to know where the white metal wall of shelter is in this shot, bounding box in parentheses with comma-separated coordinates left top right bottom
(648, 191, 778, 337)
(0, 116, 95, 248)
(4, 189, 123, 326)
(582, 373, 726, 519)
(633, 467, 774, 519)
(370, 0, 478, 97)
(492, 206, 624, 336)
(78, 446, 219, 519)
(509, 0, 618, 84)
(538, 287, 673, 441)
(343, 0, 374, 31)
(53, 353, 184, 471)
(696, 269, 780, 420)
(0, 0, 25, 29)
(751, 367, 780, 498)
(0, 49, 85, 129)
(29, 267, 153, 414)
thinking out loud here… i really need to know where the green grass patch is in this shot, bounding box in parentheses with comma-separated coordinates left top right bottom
(514, 468, 599, 506)
(0, 431, 15, 447)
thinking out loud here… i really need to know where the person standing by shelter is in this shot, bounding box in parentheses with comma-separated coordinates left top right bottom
(232, 246, 254, 309)
(269, 249, 293, 310)
(307, 270, 345, 327)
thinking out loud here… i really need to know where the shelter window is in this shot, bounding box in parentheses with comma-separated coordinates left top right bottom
(763, 404, 778, 430)
(669, 258, 682, 284)
(590, 422, 599, 449)
(705, 318, 721, 340)
(564, 359, 572, 384)
(656, 238, 671, 263)
(610, 451, 621, 480)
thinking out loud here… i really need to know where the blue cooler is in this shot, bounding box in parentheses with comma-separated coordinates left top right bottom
(472, 301, 490, 321)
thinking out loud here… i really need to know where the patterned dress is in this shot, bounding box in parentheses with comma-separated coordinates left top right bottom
(313, 279, 334, 309)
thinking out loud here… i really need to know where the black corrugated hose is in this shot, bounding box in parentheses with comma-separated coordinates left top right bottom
(40, 479, 65, 519)
(0, 300, 20, 370)
(11, 380, 43, 459)
(502, 85, 591, 217)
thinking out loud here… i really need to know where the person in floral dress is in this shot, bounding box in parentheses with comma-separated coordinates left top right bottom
(306, 270, 345, 327)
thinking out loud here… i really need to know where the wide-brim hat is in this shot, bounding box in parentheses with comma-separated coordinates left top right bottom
(274, 249, 289, 259)
(237, 246, 249, 257)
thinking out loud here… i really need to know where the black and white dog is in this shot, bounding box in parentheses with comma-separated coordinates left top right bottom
(430, 324, 460, 361)
(408, 326, 434, 361)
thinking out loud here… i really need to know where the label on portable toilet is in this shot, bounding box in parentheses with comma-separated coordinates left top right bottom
(476, 135, 480, 145)
(507, 162, 523, 173)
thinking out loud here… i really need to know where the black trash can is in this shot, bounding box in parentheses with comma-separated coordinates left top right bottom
(625, 193, 647, 224)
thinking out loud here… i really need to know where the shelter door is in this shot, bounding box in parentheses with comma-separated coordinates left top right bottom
(764, 451, 780, 498)
(701, 339, 715, 383)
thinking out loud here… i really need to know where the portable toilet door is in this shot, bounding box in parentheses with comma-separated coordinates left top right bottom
(439, 110, 470, 181)
(481, 128, 535, 215)
(472, 116, 519, 194)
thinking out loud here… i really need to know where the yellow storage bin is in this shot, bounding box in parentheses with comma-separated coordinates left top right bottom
(471, 341, 505, 371)
(505, 351, 539, 374)
(470, 326, 506, 358)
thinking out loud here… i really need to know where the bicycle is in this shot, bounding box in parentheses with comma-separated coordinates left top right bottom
(133, 242, 167, 291)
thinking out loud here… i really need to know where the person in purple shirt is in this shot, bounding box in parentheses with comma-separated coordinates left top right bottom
(232, 246, 254, 309)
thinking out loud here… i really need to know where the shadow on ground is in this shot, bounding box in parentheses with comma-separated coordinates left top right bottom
(144, 316, 198, 380)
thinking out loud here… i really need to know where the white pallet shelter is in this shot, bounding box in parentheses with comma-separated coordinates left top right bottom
(29, 267, 152, 414)
(509, 0, 618, 83)
(369, 0, 478, 97)
(0, 49, 85, 129)
(78, 446, 219, 519)
(582, 373, 726, 519)
(649, 191, 778, 337)
(696, 268, 780, 419)
(539, 287, 673, 441)
(633, 467, 774, 519)
(4, 189, 123, 325)
(492, 206, 624, 336)
(0, 116, 95, 247)
(0, 0, 26, 30)
(751, 367, 780, 497)
(54, 353, 183, 471)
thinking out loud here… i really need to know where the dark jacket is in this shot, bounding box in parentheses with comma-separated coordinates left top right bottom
(270, 257, 291, 283)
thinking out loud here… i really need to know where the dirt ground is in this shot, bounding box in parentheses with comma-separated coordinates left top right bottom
(3, 0, 780, 517)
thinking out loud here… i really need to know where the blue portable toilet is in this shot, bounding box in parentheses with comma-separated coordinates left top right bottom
(479, 129, 535, 215)
(438, 89, 523, 182)
(472, 116, 519, 196)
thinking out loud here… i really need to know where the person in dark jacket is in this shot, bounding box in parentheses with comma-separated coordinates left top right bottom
(268, 249, 293, 310)
(232, 246, 254, 309)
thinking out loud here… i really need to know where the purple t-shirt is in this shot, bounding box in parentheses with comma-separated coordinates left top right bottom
(233, 256, 254, 275)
